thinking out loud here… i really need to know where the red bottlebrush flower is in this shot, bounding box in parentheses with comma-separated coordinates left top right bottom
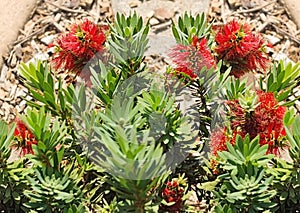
(209, 126, 244, 156)
(51, 19, 107, 83)
(214, 20, 271, 78)
(253, 91, 287, 155)
(169, 37, 215, 79)
(161, 179, 185, 212)
(209, 127, 228, 156)
(211, 90, 287, 156)
(13, 118, 37, 156)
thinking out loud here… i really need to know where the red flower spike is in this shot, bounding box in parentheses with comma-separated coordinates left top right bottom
(209, 127, 244, 156)
(214, 20, 271, 78)
(210, 90, 287, 157)
(161, 179, 185, 212)
(209, 127, 228, 156)
(13, 118, 37, 156)
(170, 37, 215, 79)
(51, 19, 107, 84)
(253, 91, 287, 155)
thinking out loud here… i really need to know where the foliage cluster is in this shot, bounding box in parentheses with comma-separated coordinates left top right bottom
(1, 12, 300, 213)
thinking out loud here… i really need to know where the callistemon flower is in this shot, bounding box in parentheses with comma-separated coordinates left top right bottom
(210, 90, 287, 156)
(249, 91, 287, 155)
(214, 20, 271, 78)
(210, 127, 228, 156)
(169, 37, 215, 79)
(51, 19, 107, 83)
(209, 127, 245, 174)
(13, 118, 37, 156)
(161, 179, 185, 212)
(209, 126, 244, 156)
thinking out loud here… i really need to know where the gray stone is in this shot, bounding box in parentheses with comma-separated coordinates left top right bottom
(146, 34, 176, 58)
(0, 0, 38, 70)
(154, 7, 174, 21)
(285, 0, 300, 28)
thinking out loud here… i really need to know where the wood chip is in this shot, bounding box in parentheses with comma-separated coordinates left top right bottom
(146, 10, 155, 19)
(0, 65, 8, 83)
(81, 0, 94, 7)
(100, 1, 110, 14)
(154, 8, 174, 21)
(265, 34, 281, 45)
(9, 54, 18, 68)
(129, 0, 139, 8)
(227, 0, 241, 9)
(41, 35, 55, 45)
(149, 17, 160, 26)
(63, 0, 80, 8)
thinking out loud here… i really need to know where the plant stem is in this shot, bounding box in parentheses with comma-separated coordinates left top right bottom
(134, 201, 145, 213)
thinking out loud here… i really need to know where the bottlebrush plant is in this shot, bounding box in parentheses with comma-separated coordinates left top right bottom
(1, 11, 300, 213)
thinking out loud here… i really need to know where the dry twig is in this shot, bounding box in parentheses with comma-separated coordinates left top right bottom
(13, 25, 50, 46)
(45, 0, 90, 16)
(232, 1, 277, 15)
(272, 24, 300, 45)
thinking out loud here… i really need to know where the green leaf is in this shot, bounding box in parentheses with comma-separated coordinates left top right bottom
(124, 27, 131, 37)
(198, 179, 220, 191)
(283, 108, 296, 126)
(0, 120, 15, 160)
